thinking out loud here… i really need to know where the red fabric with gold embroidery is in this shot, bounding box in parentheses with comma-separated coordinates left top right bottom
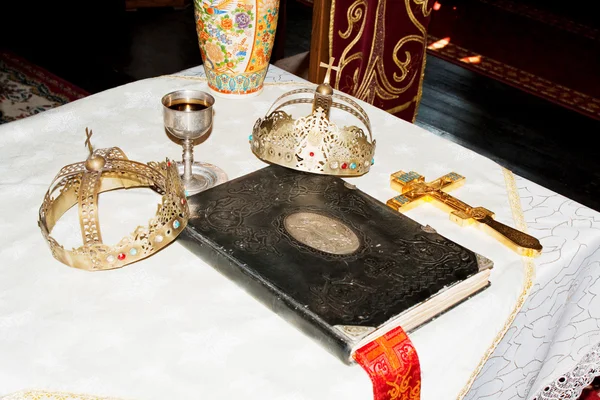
(353, 326, 421, 400)
(329, 0, 434, 122)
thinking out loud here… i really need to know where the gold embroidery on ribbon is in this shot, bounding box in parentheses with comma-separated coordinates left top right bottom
(385, 364, 421, 400)
(456, 168, 536, 399)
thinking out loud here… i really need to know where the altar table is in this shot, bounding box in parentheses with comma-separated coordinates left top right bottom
(0, 65, 598, 400)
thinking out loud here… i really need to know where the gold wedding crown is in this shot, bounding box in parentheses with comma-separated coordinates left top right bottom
(250, 59, 376, 176)
(38, 129, 190, 271)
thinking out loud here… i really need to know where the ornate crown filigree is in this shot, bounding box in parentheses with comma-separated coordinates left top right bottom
(250, 59, 376, 176)
(38, 129, 190, 271)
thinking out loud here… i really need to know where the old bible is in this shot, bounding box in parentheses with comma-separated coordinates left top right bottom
(179, 166, 493, 364)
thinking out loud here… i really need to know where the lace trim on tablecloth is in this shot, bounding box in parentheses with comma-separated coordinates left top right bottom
(0, 390, 125, 400)
(532, 341, 600, 400)
(456, 168, 537, 399)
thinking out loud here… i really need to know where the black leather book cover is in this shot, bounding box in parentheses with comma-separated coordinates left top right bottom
(179, 165, 490, 364)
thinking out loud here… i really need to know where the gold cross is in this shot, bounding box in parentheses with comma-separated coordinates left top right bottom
(386, 170, 542, 257)
(319, 57, 340, 85)
(84, 127, 94, 155)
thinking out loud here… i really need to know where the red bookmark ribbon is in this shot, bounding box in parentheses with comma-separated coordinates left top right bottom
(353, 326, 421, 400)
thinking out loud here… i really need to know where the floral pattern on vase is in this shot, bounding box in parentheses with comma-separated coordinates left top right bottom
(194, 0, 279, 97)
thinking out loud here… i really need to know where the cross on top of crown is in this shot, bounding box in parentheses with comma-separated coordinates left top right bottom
(84, 127, 94, 155)
(319, 57, 340, 85)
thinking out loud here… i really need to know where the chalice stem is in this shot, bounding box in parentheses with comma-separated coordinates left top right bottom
(182, 138, 194, 183)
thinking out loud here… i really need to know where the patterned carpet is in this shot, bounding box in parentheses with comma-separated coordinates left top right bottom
(426, 0, 600, 120)
(0, 51, 89, 124)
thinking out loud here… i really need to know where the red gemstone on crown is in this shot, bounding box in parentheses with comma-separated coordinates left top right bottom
(117, 253, 126, 261)
(341, 163, 348, 169)
(181, 198, 186, 205)
(167, 161, 172, 167)
(309, 152, 314, 157)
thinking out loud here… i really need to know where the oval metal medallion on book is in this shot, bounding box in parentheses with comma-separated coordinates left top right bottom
(283, 212, 360, 255)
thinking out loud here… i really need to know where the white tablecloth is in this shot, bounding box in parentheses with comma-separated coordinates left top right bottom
(0, 65, 598, 400)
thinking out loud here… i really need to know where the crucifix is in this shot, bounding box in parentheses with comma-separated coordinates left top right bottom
(84, 127, 94, 155)
(319, 57, 340, 86)
(312, 57, 341, 115)
(386, 170, 542, 257)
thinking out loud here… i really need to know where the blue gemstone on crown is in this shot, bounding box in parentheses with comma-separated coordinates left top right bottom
(173, 220, 181, 229)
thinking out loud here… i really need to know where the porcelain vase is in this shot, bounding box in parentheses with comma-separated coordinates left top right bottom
(194, 0, 279, 98)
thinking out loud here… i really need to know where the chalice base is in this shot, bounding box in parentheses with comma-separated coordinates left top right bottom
(176, 161, 228, 196)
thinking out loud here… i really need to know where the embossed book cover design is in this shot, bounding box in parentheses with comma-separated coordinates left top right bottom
(180, 166, 492, 363)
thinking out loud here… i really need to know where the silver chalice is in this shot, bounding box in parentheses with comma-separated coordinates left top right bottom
(161, 89, 227, 196)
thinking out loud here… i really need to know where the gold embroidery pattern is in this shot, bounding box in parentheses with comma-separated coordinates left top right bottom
(333, 0, 367, 89)
(456, 168, 537, 399)
(329, 0, 433, 120)
(385, 364, 421, 400)
(426, 36, 600, 120)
